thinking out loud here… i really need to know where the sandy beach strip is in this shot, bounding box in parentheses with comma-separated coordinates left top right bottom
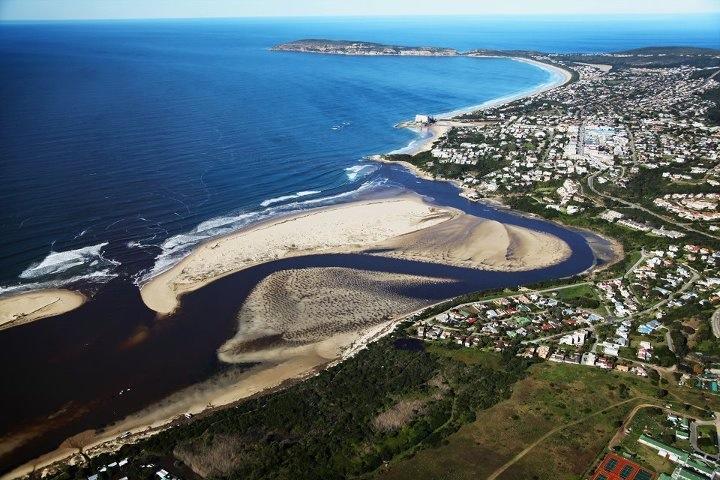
(437, 56, 573, 119)
(0, 289, 86, 331)
(391, 123, 451, 156)
(140, 192, 573, 315)
(140, 195, 460, 314)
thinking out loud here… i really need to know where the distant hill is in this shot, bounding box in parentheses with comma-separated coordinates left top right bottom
(273, 40, 720, 69)
(615, 46, 720, 55)
(553, 46, 720, 69)
(272, 39, 458, 56)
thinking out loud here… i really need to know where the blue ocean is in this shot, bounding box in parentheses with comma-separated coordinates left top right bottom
(1, 14, 719, 294)
(1, 15, 720, 472)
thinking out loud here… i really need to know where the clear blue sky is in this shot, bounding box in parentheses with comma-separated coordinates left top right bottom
(2, 0, 720, 20)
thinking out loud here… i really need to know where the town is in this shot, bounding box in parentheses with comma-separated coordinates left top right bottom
(390, 47, 720, 480)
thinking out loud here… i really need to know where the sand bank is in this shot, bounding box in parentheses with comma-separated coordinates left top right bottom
(218, 267, 451, 364)
(374, 214, 571, 271)
(140, 195, 458, 314)
(0, 289, 86, 331)
(141, 193, 573, 315)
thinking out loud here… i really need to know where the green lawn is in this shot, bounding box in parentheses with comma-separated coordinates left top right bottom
(697, 424, 719, 455)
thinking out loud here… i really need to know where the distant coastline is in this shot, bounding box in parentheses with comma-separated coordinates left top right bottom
(1, 39, 592, 478)
(0, 39, 574, 327)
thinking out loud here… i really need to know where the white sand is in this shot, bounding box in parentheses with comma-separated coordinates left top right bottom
(437, 56, 572, 119)
(141, 194, 573, 315)
(140, 195, 458, 314)
(0, 289, 86, 331)
(374, 214, 571, 271)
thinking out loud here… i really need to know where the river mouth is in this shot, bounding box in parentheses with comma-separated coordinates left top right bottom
(0, 164, 598, 474)
(0, 24, 598, 473)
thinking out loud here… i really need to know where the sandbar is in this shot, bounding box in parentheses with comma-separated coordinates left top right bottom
(140, 195, 459, 314)
(0, 289, 86, 331)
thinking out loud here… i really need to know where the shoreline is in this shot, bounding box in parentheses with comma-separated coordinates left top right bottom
(0, 289, 86, 332)
(0, 296, 438, 480)
(3, 55, 583, 479)
(436, 56, 573, 118)
(139, 191, 573, 315)
(138, 194, 462, 314)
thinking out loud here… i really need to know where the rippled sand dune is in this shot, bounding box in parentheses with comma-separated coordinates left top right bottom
(218, 267, 453, 364)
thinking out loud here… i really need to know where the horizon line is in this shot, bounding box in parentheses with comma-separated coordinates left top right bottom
(3, 11, 720, 22)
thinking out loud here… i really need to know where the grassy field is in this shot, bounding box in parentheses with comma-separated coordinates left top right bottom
(617, 406, 690, 474)
(377, 360, 720, 480)
(698, 424, 719, 455)
(377, 362, 657, 480)
(425, 344, 504, 369)
(553, 284, 598, 302)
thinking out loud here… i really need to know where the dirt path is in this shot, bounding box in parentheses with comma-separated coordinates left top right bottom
(486, 397, 641, 480)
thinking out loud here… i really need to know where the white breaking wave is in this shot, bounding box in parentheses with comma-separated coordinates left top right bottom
(0, 270, 118, 296)
(139, 178, 388, 284)
(260, 190, 321, 207)
(1, 242, 120, 295)
(345, 164, 379, 181)
(19, 242, 119, 279)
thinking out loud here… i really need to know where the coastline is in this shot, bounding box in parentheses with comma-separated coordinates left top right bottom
(3, 53, 584, 479)
(0, 289, 86, 332)
(139, 194, 461, 314)
(436, 56, 573, 118)
(139, 192, 572, 315)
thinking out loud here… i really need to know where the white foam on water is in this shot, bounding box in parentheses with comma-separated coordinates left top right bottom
(0, 242, 121, 296)
(139, 178, 388, 285)
(260, 190, 321, 207)
(1, 269, 118, 296)
(19, 242, 119, 279)
(344, 164, 379, 181)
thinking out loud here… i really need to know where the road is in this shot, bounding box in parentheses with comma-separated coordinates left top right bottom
(623, 249, 648, 279)
(586, 171, 720, 241)
(605, 403, 719, 464)
(690, 418, 720, 462)
(705, 67, 720, 84)
(635, 269, 700, 318)
(665, 328, 675, 353)
(711, 308, 720, 339)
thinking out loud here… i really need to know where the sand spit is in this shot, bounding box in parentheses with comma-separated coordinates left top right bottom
(0, 289, 86, 331)
(140, 194, 573, 315)
(140, 195, 458, 314)
(373, 214, 572, 271)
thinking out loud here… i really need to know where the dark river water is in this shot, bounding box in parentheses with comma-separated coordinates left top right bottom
(0, 163, 600, 473)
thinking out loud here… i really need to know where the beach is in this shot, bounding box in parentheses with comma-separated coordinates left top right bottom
(140, 193, 572, 315)
(0, 290, 86, 331)
(1, 53, 583, 479)
(139, 195, 459, 314)
(438, 56, 573, 118)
